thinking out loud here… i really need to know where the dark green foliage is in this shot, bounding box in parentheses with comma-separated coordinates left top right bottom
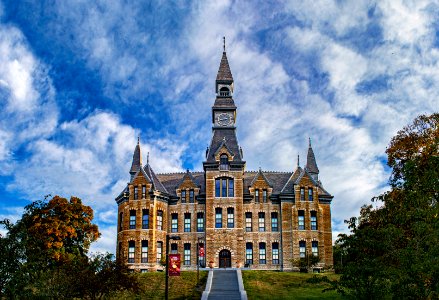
(335, 113, 439, 300)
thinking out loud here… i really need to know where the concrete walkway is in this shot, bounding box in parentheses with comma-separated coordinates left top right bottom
(202, 269, 247, 300)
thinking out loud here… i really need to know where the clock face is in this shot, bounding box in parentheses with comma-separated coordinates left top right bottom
(217, 112, 233, 126)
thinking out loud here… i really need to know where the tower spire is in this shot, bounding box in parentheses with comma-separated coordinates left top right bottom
(129, 138, 142, 180)
(305, 137, 319, 180)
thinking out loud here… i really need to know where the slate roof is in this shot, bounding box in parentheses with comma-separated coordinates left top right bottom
(157, 172, 205, 196)
(213, 97, 236, 108)
(144, 164, 168, 194)
(216, 51, 233, 82)
(206, 129, 243, 162)
(129, 142, 142, 174)
(305, 139, 319, 174)
(243, 171, 293, 194)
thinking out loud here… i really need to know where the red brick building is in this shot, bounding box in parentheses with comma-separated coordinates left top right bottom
(115, 47, 333, 272)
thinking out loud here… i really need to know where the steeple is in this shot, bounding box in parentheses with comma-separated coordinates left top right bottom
(305, 138, 319, 180)
(216, 36, 234, 95)
(129, 137, 142, 180)
(204, 38, 244, 170)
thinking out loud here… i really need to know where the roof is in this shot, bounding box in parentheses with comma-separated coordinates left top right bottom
(144, 164, 168, 194)
(216, 51, 233, 82)
(206, 129, 243, 162)
(305, 139, 319, 174)
(157, 172, 205, 196)
(213, 97, 236, 108)
(129, 142, 142, 174)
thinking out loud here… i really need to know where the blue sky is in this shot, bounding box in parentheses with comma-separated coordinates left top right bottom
(0, 0, 437, 253)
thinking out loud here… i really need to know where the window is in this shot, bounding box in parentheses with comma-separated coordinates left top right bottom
(119, 212, 123, 231)
(129, 210, 136, 229)
(227, 207, 234, 228)
(171, 213, 178, 233)
(128, 241, 135, 263)
(298, 210, 305, 230)
(272, 242, 279, 264)
(246, 243, 253, 264)
(157, 210, 163, 230)
(197, 212, 204, 232)
(259, 243, 266, 264)
(222, 179, 227, 197)
(184, 243, 191, 265)
(258, 212, 265, 232)
(263, 190, 267, 202)
(215, 208, 222, 228)
(245, 212, 252, 232)
(312, 241, 318, 257)
(181, 190, 186, 202)
(157, 241, 163, 263)
(311, 211, 317, 230)
(142, 209, 149, 229)
(300, 187, 305, 201)
(308, 188, 313, 201)
(219, 86, 230, 96)
(271, 212, 278, 232)
(215, 178, 234, 197)
(189, 190, 194, 203)
(255, 189, 259, 202)
(228, 179, 234, 197)
(141, 240, 148, 263)
(184, 213, 191, 232)
(299, 241, 306, 258)
(171, 243, 178, 254)
(215, 179, 220, 197)
(142, 185, 146, 198)
(220, 154, 229, 170)
(134, 186, 138, 200)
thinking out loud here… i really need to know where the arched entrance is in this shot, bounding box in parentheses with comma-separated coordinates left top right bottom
(219, 249, 231, 268)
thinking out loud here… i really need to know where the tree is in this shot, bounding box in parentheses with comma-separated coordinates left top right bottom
(335, 113, 439, 299)
(0, 195, 139, 298)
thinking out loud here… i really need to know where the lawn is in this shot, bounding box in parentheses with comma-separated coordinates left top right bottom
(112, 270, 208, 299)
(242, 271, 343, 300)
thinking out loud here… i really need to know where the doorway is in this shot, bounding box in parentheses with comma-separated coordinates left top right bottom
(219, 249, 231, 268)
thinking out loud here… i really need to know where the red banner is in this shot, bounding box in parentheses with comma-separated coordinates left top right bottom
(199, 246, 205, 257)
(168, 254, 181, 276)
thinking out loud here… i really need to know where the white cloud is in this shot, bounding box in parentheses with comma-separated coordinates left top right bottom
(0, 25, 58, 172)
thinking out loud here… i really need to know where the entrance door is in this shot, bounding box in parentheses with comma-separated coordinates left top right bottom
(219, 249, 231, 268)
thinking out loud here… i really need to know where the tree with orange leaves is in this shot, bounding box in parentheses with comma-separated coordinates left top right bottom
(21, 195, 100, 265)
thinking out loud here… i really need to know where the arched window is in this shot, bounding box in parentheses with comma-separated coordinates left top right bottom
(220, 154, 229, 170)
(219, 86, 230, 96)
(215, 177, 234, 197)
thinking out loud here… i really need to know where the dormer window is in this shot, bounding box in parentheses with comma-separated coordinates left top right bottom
(220, 154, 229, 170)
(219, 86, 230, 96)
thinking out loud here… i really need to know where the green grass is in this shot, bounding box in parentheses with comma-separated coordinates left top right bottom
(112, 271, 208, 299)
(242, 271, 343, 300)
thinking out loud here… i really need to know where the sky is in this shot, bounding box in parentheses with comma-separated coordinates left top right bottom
(0, 0, 437, 254)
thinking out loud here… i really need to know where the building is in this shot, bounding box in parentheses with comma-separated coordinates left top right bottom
(115, 45, 333, 272)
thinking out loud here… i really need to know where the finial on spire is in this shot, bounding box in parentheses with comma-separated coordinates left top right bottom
(297, 154, 300, 167)
(137, 135, 140, 144)
(147, 152, 150, 165)
(309, 137, 312, 147)
(223, 36, 226, 52)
